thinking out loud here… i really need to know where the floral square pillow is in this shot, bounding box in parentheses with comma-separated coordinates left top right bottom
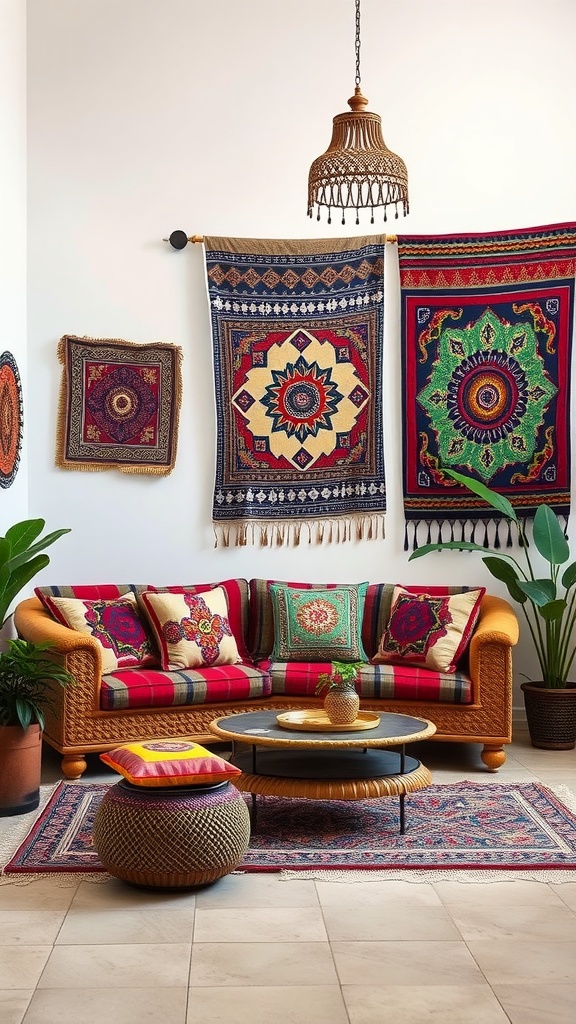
(269, 583, 368, 662)
(373, 586, 485, 672)
(39, 593, 157, 674)
(139, 586, 241, 670)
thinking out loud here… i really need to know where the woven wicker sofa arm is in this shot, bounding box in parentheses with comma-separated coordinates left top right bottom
(14, 597, 103, 675)
(468, 594, 519, 707)
(471, 594, 520, 651)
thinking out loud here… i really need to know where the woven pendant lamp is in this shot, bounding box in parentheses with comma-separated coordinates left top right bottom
(307, 0, 409, 226)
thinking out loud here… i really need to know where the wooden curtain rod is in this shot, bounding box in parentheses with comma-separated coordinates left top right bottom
(164, 230, 397, 249)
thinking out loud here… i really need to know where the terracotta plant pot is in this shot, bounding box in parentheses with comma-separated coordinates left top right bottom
(520, 682, 576, 750)
(0, 724, 42, 816)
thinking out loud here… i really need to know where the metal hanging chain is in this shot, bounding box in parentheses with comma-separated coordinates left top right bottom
(354, 0, 362, 87)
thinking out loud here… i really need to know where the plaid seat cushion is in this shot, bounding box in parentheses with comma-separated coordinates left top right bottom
(101, 663, 271, 711)
(258, 659, 472, 704)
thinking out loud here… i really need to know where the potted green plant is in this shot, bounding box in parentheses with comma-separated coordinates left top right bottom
(0, 518, 72, 815)
(409, 469, 576, 749)
(0, 639, 74, 815)
(0, 518, 71, 634)
(315, 660, 363, 725)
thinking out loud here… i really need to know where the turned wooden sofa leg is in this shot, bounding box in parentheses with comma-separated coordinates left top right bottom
(61, 754, 88, 780)
(481, 745, 506, 771)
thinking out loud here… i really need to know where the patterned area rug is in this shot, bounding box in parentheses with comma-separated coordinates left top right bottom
(2, 781, 576, 878)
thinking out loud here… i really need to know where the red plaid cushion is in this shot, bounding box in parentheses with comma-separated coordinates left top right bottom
(101, 662, 271, 711)
(36, 584, 140, 601)
(258, 658, 472, 703)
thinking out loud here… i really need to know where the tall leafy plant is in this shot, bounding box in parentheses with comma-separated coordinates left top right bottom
(0, 520, 71, 629)
(409, 469, 576, 689)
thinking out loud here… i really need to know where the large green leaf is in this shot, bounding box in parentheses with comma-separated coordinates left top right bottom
(0, 554, 50, 626)
(6, 528, 71, 573)
(532, 504, 569, 564)
(539, 599, 566, 621)
(4, 520, 45, 557)
(482, 556, 526, 603)
(409, 540, 493, 560)
(517, 579, 557, 606)
(0, 537, 11, 572)
(561, 561, 576, 590)
(443, 469, 518, 522)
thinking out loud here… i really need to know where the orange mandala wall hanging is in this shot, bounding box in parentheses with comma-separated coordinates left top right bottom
(0, 351, 23, 489)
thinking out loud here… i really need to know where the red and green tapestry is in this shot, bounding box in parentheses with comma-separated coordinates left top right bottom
(397, 223, 576, 548)
(56, 335, 182, 476)
(204, 235, 386, 546)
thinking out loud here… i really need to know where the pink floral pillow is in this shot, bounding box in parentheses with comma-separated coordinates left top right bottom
(139, 586, 241, 670)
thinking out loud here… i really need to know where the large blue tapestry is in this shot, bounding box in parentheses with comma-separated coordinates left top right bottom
(204, 236, 386, 546)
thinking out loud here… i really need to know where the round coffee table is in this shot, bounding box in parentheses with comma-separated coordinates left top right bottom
(209, 710, 436, 834)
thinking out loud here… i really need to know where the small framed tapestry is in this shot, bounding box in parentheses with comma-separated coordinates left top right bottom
(56, 335, 182, 475)
(0, 350, 24, 489)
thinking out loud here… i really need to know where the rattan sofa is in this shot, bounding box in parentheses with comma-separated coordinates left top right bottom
(14, 578, 519, 779)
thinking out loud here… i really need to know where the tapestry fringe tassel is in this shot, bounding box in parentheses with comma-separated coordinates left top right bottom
(404, 517, 515, 553)
(214, 514, 385, 548)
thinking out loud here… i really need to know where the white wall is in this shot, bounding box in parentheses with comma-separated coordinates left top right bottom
(0, 0, 27, 530)
(25, 0, 576, 707)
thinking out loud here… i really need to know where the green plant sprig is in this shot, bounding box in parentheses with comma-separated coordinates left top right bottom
(409, 468, 576, 689)
(315, 660, 363, 697)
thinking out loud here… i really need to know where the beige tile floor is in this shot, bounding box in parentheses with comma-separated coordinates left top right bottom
(0, 726, 575, 1024)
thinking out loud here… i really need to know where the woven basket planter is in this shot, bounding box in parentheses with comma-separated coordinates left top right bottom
(520, 682, 576, 750)
(93, 779, 250, 889)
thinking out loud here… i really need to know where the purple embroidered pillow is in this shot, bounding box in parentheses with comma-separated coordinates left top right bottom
(39, 593, 157, 673)
(373, 586, 485, 672)
(139, 586, 241, 670)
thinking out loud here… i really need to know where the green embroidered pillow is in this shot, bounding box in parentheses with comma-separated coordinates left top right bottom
(269, 583, 368, 662)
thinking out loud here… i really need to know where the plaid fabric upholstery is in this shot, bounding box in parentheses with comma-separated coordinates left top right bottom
(36, 584, 142, 601)
(258, 659, 472, 704)
(101, 663, 271, 711)
(248, 579, 480, 662)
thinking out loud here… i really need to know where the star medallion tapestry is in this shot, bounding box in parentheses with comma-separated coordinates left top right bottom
(397, 223, 576, 549)
(204, 235, 386, 547)
(56, 335, 182, 475)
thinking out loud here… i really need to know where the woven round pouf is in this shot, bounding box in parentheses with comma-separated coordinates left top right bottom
(93, 779, 250, 889)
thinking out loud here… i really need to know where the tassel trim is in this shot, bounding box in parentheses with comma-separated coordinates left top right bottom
(213, 514, 385, 548)
(406, 517, 514, 552)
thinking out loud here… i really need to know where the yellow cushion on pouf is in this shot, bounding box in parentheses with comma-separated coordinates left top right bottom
(100, 740, 242, 787)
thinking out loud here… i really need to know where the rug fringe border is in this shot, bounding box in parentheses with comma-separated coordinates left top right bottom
(276, 867, 576, 883)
